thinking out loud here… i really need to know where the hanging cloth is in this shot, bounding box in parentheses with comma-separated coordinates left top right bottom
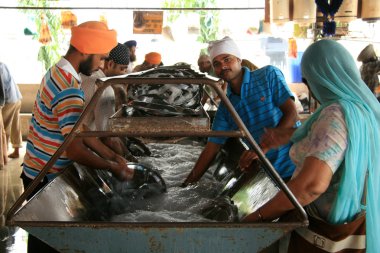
(288, 38, 298, 58)
(38, 15, 52, 45)
(315, 0, 343, 36)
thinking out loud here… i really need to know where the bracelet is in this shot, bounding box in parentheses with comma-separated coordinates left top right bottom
(257, 208, 264, 222)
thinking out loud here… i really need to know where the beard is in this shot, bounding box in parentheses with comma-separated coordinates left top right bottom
(129, 54, 136, 62)
(79, 55, 95, 76)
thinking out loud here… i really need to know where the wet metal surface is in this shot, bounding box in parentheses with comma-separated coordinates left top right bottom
(7, 144, 302, 252)
(6, 66, 307, 252)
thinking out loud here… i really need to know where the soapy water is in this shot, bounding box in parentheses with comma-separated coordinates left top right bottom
(107, 141, 279, 223)
(110, 142, 226, 222)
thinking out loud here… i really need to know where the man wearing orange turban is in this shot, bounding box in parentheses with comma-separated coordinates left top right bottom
(70, 21, 117, 54)
(133, 51, 163, 72)
(21, 21, 134, 252)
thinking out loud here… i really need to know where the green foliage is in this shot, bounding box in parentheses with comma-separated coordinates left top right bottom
(18, 0, 66, 70)
(162, 0, 220, 54)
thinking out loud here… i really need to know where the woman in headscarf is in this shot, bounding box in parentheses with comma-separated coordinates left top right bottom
(241, 39, 379, 253)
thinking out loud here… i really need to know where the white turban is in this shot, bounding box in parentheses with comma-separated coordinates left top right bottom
(208, 36, 241, 61)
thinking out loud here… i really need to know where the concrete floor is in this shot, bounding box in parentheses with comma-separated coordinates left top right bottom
(0, 143, 28, 253)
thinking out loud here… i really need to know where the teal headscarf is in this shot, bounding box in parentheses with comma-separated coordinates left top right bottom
(291, 39, 380, 252)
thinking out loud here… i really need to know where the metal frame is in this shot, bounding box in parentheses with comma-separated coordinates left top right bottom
(7, 71, 308, 237)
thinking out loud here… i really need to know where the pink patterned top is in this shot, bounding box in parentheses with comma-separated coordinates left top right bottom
(290, 103, 348, 219)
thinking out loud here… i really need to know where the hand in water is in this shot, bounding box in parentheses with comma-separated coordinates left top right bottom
(181, 171, 199, 187)
(109, 158, 134, 181)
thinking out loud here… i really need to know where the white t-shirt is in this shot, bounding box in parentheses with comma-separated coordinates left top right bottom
(80, 70, 115, 131)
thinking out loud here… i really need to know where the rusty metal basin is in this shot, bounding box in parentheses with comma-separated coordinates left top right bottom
(8, 163, 303, 253)
(7, 67, 307, 252)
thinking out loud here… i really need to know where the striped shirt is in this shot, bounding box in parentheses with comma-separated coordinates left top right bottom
(23, 58, 84, 180)
(209, 66, 296, 178)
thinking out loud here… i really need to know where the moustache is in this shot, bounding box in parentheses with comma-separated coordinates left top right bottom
(220, 69, 231, 75)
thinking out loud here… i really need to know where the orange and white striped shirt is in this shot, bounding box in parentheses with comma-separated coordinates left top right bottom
(23, 58, 84, 180)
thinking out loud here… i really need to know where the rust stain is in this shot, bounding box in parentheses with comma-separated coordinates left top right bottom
(148, 236, 164, 253)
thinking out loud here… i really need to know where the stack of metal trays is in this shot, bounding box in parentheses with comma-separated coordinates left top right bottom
(108, 66, 212, 134)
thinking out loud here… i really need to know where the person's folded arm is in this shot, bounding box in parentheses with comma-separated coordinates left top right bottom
(252, 98, 298, 155)
(277, 98, 299, 128)
(259, 127, 297, 152)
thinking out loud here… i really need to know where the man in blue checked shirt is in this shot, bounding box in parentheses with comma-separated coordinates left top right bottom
(183, 36, 300, 186)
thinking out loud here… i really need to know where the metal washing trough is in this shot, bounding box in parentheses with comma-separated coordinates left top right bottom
(7, 67, 308, 252)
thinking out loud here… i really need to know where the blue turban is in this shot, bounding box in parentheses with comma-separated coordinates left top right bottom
(124, 40, 137, 48)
